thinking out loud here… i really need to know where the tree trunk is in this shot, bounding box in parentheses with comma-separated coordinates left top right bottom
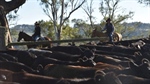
(0, 0, 26, 48)
(58, 29, 61, 40)
(0, 6, 12, 46)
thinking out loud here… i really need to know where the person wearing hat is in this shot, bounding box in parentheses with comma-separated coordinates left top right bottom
(101, 18, 115, 42)
(32, 22, 41, 41)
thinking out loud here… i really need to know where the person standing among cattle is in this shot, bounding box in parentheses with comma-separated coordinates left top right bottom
(32, 22, 41, 41)
(101, 18, 115, 43)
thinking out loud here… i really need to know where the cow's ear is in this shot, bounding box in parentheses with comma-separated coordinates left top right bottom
(92, 48, 96, 52)
(86, 47, 90, 50)
(94, 70, 106, 82)
(37, 64, 43, 72)
(21, 69, 27, 73)
(142, 58, 149, 64)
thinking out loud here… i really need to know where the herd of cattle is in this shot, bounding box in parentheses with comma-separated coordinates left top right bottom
(1, 37, 150, 84)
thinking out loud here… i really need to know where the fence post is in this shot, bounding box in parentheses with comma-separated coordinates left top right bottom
(0, 26, 6, 51)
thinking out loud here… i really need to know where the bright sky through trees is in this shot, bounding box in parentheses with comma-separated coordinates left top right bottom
(16, 0, 150, 25)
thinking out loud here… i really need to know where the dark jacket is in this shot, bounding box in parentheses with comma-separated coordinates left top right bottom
(33, 26, 41, 37)
(106, 23, 114, 33)
(102, 23, 114, 33)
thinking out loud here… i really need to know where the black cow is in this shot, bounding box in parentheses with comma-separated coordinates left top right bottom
(28, 48, 82, 62)
(43, 64, 97, 78)
(0, 61, 39, 75)
(114, 37, 150, 47)
(32, 55, 96, 72)
(68, 71, 122, 84)
(0, 81, 20, 84)
(7, 71, 122, 84)
(93, 54, 129, 68)
(12, 72, 68, 84)
(0, 53, 18, 62)
(118, 74, 150, 84)
(95, 71, 122, 84)
(1, 50, 37, 67)
(115, 58, 150, 79)
(29, 48, 95, 62)
(0, 69, 68, 84)
(43, 46, 84, 55)
(44, 64, 122, 84)
(94, 49, 137, 60)
(128, 58, 150, 78)
(0, 56, 8, 62)
(80, 44, 140, 55)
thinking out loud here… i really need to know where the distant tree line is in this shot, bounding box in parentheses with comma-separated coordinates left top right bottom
(0, 0, 149, 47)
(11, 21, 150, 42)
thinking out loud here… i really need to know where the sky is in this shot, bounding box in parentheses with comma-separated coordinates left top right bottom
(16, 0, 150, 25)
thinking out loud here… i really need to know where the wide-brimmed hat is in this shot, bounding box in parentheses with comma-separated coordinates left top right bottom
(34, 22, 40, 25)
(106, 18, 111, 22)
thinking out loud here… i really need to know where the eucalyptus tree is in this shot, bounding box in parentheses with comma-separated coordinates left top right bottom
(7, 11, 19, 27)
(82, 0, 95, 29)
(61, 24, 80, 40)
(39, 0, 86, 40)
(39, 20, 55, 39)
(99, 0, 134, 36)
(72, 18, 92, 38)
(40, 20, 81, 40)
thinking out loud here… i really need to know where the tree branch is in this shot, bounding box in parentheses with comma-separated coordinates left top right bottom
(62, 0, 86, 25)
(0, 0, 26, 14)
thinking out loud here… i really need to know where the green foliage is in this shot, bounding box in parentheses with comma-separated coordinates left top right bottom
(39, 20, 55, 39)
(71, 19, 93, 38)
(6, 11, 19, 27)
(121, 26, 135, 40)
(39, 20, 82, 40)
(10, 29, 18, 35)
(61, 25, 80, 40)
